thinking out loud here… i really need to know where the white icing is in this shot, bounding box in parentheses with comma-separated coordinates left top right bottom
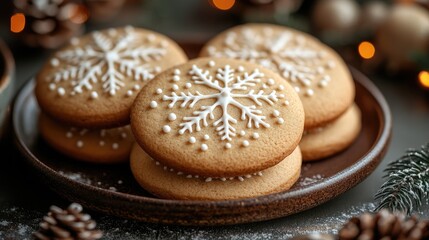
(203, 134, 210, 140)
(273, 110, 280, 117)
(66, 132, 73, 138)
(163, 64, 282, 145)
(162, 125, 171, 133)
(76, 141, 84, 148)
(160, 40, 168, 47)
(173, 75, 180, 82)
(239, 130, 246, 136)
(49, 83, 56, 91)
(99, 141, 105, 146)
(294, 86, 300, 93)
(252, 132, 259, 139)
(150, 101, 158, 108)
(319, 81, 328, 88)
(47, 28, 166, 96)
(242, 140, 249, 147)
(238, 66, 245, 72)
(57, 87, 65, 96)
(147, 34, 156, 42)
(278, 85, 284, 90)
(174, 69, 181, 75)
(100, 129, 106, 137)
(168, 113, 177, 121)
(112, 143, 119, 149)
(121, 132, 127, 139)
(172, 84, 179, 91)
(305, 89, 314, 96)
(126, 90, 133, 97)
(207, 28, 333, 96)
(156, 88, 163, 94)
(277, 118, 285, 124)
(225, 143, 232, 149)
(154, 66, 162, 73)
(50, 58, 59, 67)
(133, 84, 141, 91)
(189, 137, 196, 144)
(267, 78, 275, 86)
(90, 91, 98, 99)
(284, 100, 290, 106)
(208, 60, 215, 67)
(185, 82, 192, 89)
(70, 37, 79, 45)
(201, 144, 208, 151)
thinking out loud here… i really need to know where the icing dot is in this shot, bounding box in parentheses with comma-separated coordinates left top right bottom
(284, 100, 290, 106)
(126, 90, 133, 97)
(156, 88, 163, 94)
(189, 137, 196, 144)
(239, 130, 246, 136)
(162, 125, 171, 133)
(238, 66, 245, 72)
(203, 134, 210, 140)
(50, 58, 59, 67)
(125, 25, 134, 32)
(154, 66, 162, 73)
(278, 85, 284, 90)
(242, 140, 249, 147)
(306, 89, 314, 97)
(174, 69, 181, 75)
(273, 110, 280, 117)
(185, 83, 192, 89)
(302, 80, 311, 86)
(258, 172, 263, 176)
(100, 130, 106, 137)
(327, 61, 336, 69)
(66, 132, 73, 138)
(279, 94, 285, 98)
(49, 83, 56, 91)
(121, 132, 127, 139)
(172, 84, 179, 91)
(160, 40, 168, 47)
(277, 118, 285, 124)
(134, 84, 141, 91)
(99, 141, 105, 146)
(262, 84, 268, 89)
(76, 141, 84, 148)
(173, 75, 180, 82)
(319, 81, 328, 88)
(112, 143, 119, 149)
(221, 178, 227, 181)
(267, 79, 275, 86)
(323, 76, 331, 82)
(70, 38, 79, 45)
(205, 177, 212, 182)
(57, 88, 65, 96)
(238, 176, 245, 182)
(201, 144, 208, 151)
(252, 133, 259, 139)
(225, 143, 232, 149)
(317, 67, 325, 74)
(90, 91, 98, 99)
(245, 174, 252, 178)
(168, 113, 177, 121)
(147, 34, 156, 42)
(294, 86, 300, 93)
(150, 101, 158, 108)
(108, 28, 117, 36)
(208, 60, 215, 67)
(155, 161, 160, 165)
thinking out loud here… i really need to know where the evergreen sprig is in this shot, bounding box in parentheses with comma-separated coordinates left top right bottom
(375, 144, 429, 215)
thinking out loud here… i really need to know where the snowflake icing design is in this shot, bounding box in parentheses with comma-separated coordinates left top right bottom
(207, 28, 337, 97)
(48, 27, 166, 96)
(161, 63, 286, 149)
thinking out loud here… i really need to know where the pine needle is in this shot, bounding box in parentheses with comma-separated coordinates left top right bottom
(374, 144, 429, 215)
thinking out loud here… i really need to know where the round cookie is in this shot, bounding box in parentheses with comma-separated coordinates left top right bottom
(300, 104, 361, 161)
(39, 114, 134, 164)
(130, 144, 302, 200)
(131, 58, 304, 177)
(199, 23, 355, 129)
(36, 26, 188, 128)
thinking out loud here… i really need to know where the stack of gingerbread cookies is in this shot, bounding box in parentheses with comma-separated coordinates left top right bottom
(35, 23, 360, 200)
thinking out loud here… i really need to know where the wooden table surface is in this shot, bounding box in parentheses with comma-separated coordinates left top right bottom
(1, 1, 429, 239)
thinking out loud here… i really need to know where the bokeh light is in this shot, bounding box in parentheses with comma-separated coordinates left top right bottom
(358, 41, 375, 60)
(10, 13, 26, 33)
(211, 0, 235, 11)
(418, 71, 429, 89)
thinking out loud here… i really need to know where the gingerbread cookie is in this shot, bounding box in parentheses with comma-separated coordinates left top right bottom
(36, 26, 188, 128)
(300, 104, 361, 161)
(200, 23, 355, 129)
(130, 144, 302, 200)
(131, 58, 304, 177)
(39, 114, 134, 164)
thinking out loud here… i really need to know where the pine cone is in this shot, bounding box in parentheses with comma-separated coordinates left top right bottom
(339, 209, 429, 240)
(33, 203, 103, 240)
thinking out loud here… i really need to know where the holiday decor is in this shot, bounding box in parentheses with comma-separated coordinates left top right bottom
(12, 0, 87, 49)
(33, 203, 103, 240)
(375, 144, 429, 215)
(338, 209, 429, 240)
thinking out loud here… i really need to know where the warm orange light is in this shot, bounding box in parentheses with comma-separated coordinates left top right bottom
(358, 41, 376, 60)
(212, 0, 235, 10)
(419, 71, 429, 89)
(10, 13, 26, 33)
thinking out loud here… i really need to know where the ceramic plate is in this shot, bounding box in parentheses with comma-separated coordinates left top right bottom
(13, 67, 391, 226)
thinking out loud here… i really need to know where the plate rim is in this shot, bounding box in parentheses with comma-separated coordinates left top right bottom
(12, 66, 392, 222)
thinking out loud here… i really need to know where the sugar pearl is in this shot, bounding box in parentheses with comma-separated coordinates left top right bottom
(201, 144, 208, 151)
(49, 83, 56, 91)
(238, 66, 245, 72)
(252, 133, 259, 139)
(225, 143, 232, 149)
(277, 118, 285, 124)
(50, 58, 59, 67)
(242, 140, 249, 147)
(57, 87, 65, 96)
(156, 88, 163, 94)
(134, 84, 141, 91)
(173, 75, 180, 82)
(273, 110, 280, 117)
(112, 143, 119, 149)
(150, 101, 158, 108)
(66, 132, 73, 138)
(203, 134, 210, 140)
(126, 90, 133, 97)
(168, 113, 177, 121)
(306, 89, 314, 97)
(284, 100, 290, 106)
(121, 132, 127, 139)
(189, 137, 196, 144)
(208, 60, 215, 67)
(185, 83, 192, 89)
(162, 125, 171, 133)
(99, 141, 105, 146)
(76, 141, 84, 148)
(172, 84, 179, 91)
(267, 78, 275, 86)
(174, 69, 181, 75)
(90, 91, 98, 99)
(239, 130, 246, 136)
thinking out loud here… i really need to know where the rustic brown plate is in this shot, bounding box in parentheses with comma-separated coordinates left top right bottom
(12, 68, 391, 226)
